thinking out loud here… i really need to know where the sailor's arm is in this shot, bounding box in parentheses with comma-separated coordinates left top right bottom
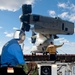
(55, 43, 64, 48)
(46, 46, 49, 52)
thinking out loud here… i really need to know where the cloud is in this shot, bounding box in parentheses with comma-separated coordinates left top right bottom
(48, 10, 56, 17)
(69, 14, 75, 22)
(54, 38, 75, 46)
(48, 1, 75, 23)
(57, 2, 75, 22)
(58, 3, 67, 8)
(0, 0, 36, 11)
(27, 37, 32, 44)
(24, 0, 35, 5)
(4, 31, 13, 38)
(0, 26, 2, 29)
(54, 37, 75, 54)
(23, 46, 31, 54)
(58, 12, 68, 18)
(13, 27, 19, 30)
(0, 42, 1, 44)
(48, 10, 55, 15)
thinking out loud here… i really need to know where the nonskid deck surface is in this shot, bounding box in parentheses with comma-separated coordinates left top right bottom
(24, 54, 75, 62)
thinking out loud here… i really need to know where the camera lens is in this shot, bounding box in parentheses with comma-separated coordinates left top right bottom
(41, 66, 51, 75)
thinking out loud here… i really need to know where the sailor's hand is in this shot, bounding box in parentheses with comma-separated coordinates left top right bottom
(62, 42, 64, 45)
(16, 64, 28, 74)
(23, 64, 28, 74)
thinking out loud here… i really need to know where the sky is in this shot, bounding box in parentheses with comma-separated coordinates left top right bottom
(0, 0, 75, 55)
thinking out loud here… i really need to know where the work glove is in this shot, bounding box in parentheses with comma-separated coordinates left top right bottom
(16, 64, 28, 74)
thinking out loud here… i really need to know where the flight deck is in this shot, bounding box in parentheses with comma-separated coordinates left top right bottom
(24, 54, 75, 62)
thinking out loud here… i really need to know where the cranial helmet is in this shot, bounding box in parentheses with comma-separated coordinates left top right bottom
(13, 30, 25, 40)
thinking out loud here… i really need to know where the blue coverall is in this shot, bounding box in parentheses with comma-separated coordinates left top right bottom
(1, 39, 25, 67)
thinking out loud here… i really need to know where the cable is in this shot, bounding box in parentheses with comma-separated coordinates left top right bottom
(58, 49, 67, 54)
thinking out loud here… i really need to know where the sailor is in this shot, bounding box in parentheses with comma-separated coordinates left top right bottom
(0, 30, 28, 75)
(46, 42, 64, 61)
